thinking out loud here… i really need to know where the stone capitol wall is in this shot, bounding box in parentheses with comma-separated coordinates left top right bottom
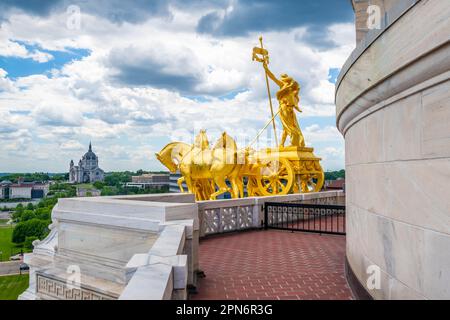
(338, 0, 450, 299)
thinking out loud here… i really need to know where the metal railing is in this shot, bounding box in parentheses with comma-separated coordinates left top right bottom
(197, 191, 345, 238)
(264, 202, 346, 235)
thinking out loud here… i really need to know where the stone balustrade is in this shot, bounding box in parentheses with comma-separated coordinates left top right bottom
(197, 191, 344, 237)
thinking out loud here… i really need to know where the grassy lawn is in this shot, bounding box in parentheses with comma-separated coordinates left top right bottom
(76, 183, 95, 189)
(0, 226, 24, 262)
(0, 219, 9, 225)
(0, 274, 29, 300)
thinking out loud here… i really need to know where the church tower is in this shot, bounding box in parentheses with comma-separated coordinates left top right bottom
(68, 142, 105, 184)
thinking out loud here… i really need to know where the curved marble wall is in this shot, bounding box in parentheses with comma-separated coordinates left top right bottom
(336, 0, 450, 299)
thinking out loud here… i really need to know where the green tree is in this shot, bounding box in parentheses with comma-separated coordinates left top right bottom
(93, 181, 105, 190)
(324, 169, 345, 181)
(21, 210, 36, 222)
(12, 204, 24, 222)
(12, 219, 50, 244)
(35, 207, 51, 220)
(101, 186, 117, 196)
(104, 172, 132, 187)
(24, 236, 39, 249)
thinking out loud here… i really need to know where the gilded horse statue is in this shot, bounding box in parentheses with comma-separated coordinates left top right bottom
(156, 131, 245, 200)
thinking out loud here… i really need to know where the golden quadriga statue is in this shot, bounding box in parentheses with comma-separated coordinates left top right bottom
(156, 37, 324, 201)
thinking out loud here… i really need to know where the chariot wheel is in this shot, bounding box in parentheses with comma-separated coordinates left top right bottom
(256, 157, 294, 196)
(299, 171, 324, 193)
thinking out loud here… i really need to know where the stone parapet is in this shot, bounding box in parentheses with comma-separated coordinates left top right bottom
(19, 193, 199, 300)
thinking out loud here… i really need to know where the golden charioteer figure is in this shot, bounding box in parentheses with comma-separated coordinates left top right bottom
(156, 37, 324, 201)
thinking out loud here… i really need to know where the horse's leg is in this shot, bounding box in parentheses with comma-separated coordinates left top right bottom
(198, 180, 209, 201)
(228, 177, 237, 198)
(229, 176, 241, 199)
(206, 179, 215, 200)
(184, 175, 195, 196)
(228, 164, 243, 199)
(177, 177, 185, 193)
(248, 176, 258, 197)
(238, 175, 245, 198)
(210, 177, 229, 200)
(193, 181, 204, 201)
(204, 180, 215, 200)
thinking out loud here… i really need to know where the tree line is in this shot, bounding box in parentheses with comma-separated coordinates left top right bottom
(0, 172, 67, 183)
(324, 169, 345, 181)
(10, 184, 76, 249)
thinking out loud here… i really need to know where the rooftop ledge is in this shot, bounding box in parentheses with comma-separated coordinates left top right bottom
(53, 193, 199, 232)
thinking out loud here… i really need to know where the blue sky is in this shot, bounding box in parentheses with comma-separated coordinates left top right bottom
(0, 0, 355, 173)
(0, 43, 90, 78)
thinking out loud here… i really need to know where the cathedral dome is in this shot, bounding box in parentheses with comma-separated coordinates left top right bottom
(82, 142, 97, 161)
(83, 151, 97, 160)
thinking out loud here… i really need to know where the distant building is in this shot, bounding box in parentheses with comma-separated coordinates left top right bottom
(126, 173, 170, 189)
(0, 180, 49, 199)
(0, 180, 11, 199)
(69, 142, 105, 184)
(324, 178, 345, 191)
(169, 172, 185, 193)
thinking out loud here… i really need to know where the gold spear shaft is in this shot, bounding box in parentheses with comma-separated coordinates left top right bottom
(259, 36, 279, 148)
(248, 108, 281, 147)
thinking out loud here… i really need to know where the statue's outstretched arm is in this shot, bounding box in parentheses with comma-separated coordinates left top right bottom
(263, 63, 283, 87)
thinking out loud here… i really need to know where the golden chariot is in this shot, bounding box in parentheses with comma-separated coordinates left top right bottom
(156, 37, 324, 201)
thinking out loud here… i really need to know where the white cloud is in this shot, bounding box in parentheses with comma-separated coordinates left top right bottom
(0, 68, 15, 92)
(322, 146, 344, 158)
(0, 8, 355, 172)
(304, 124, 343, 143)
(59, 140, 84, 150)
(0, 32, 54, 63)
(28, 50, 54, 63)
(318, 146, 345, 171)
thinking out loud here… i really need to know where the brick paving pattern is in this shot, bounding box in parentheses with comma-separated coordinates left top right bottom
(191, 230, 352, 300)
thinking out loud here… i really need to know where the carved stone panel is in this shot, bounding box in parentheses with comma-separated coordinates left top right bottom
(36, 274, 117, 300)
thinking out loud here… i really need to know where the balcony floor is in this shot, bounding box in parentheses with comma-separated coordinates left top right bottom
(191, 229, 352, 300)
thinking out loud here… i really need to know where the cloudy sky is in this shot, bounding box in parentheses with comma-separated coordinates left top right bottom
(0, 0, 355, 173)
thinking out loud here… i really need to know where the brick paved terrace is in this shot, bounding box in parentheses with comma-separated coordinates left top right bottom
(191, 230, 353, 300)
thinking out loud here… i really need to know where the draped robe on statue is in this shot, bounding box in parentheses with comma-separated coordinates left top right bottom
(276, 75, 305, 148)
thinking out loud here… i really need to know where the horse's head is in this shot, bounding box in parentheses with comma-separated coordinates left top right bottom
(155, 142, 190, 173)
(155, 151, 177, 173)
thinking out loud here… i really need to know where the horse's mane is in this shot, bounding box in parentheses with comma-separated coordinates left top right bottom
(213, 133, 237, 151)
(194, 131, 210, 149)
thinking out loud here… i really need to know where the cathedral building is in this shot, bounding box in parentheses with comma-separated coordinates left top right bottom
(69, 142, 105, 183)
